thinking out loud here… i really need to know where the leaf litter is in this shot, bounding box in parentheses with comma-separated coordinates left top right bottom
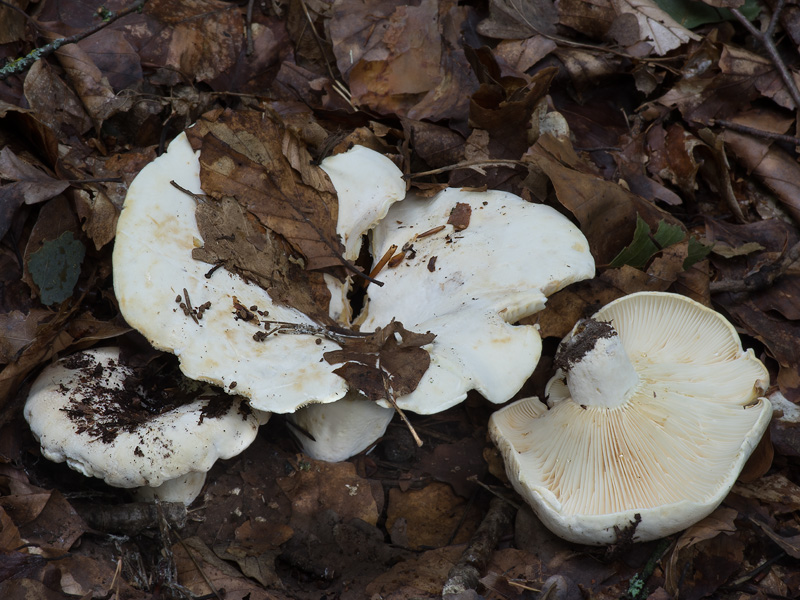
(2, 0, 800, 598)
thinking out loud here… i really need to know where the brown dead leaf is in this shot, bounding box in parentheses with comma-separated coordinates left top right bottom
(469, 61, 556, 162)
(187, 109, 344, 272)
(23, 60, 93, 138)
(218, 518, 294, 588)
(277, 460, 380, 529)
(718, 45, 800, 110)
(0, 147, 69, 205)
(137, 0, 245, 85)
(722, 130, 800, 224)
(174, 536, 281, 600)
(748, 519, 800, 559)
(0, 506, 21, 553)
(365, 545, 462, 598)
(611, 0, 700, 55)
(616, 129, 683, 206)
(495, 37, 558, 74)
(664, 506, 738, 594)
(402, 118, 466, 170)
(446, 202, 472, 231)
(54, 555, 125, 597)
(386, 482, 480, 550)
(0, 309, 48, 363)
(0, 0, 28, 45)
(192, 195, 332, 324)
(557, 0, 616, 38)
(733, 473, 800, 514)
(526, 134, 637, 264)
(477, 0, 558, 38)
(0, 579, 65, 599)
(329, 0, 477, 127)
(323, 321, 435, 402)
(53, 41, 132, 125)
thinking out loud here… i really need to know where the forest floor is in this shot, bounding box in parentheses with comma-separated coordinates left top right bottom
(1, 0, 800, 598)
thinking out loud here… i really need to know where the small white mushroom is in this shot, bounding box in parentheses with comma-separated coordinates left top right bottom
(287, 392, 395, 462)
(24, 347, 266, 504)
(489, 291, 773, 544)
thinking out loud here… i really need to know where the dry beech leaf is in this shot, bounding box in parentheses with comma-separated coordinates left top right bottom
(187, 109, 342, 271)
(611, 0, 700, 55)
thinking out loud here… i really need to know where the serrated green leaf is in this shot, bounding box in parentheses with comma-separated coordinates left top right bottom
(609, 216, 660, 269)
(684, 236, 713, 269)
(653, 220, 686, 248)
(27, 231, 85, 306)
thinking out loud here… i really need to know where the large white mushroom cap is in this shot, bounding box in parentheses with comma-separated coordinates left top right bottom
(113, 131, 594, 425)
(489, 291, 773, 544)
(24, 347, 264, 502)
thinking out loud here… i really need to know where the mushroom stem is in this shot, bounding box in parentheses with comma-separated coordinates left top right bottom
(557, 319, 639, 409)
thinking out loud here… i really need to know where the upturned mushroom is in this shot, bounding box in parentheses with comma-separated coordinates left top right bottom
(24, 347, 266, 504)
(113, 125, 595, 460)
(489, 291, 773, 544)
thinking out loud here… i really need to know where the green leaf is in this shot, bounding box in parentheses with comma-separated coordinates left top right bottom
(653, 220, 686, 248)
(684, 236, 713, 269)
(27, 231, 86, 306)
(656, 0, 760, 29)
(609, 216, 660, 269)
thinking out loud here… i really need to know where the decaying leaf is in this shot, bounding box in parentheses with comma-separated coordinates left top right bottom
(186, 109, 344, 272)
(26, 231, 85, 306)
(324, 321, 436, 402)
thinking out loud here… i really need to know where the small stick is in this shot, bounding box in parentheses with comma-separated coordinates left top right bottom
(416, 225, 446, 239)
(405, 159, 526, 179)
(711, 119, 800, 146)
(0, 0, 148, 80)
(731, 1, 800, 111)
(441, 496, 517, 596)
(367, 244, 398, 281)
(245, 0, 255, 56)
(380, 368, 423, 447)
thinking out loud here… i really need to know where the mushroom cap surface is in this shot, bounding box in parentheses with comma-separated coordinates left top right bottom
(114, 132, 594, 416)
(113, 134, 404, 413)
(489, 291, 773, 544)
(24, 347, 264, 489)
(362, 189, 594, 413)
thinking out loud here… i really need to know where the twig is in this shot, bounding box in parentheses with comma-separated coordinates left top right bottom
(710, 119, 800, 146)
(405, 159, 527, 179)
(731, 0, 800, 111)
(710, 238, 800, 293)
(441, 496, 517, 597)
(380, 367, 423, 447)
(245, 0, 255, 56)
(0, 0, 148, 80)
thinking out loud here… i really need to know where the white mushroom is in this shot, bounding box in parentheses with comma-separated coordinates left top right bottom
(113, 129, 594, 460)
(489, 291, 773, 544)
(287, 392, 395, 462)
(24, 347, 265, 504)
